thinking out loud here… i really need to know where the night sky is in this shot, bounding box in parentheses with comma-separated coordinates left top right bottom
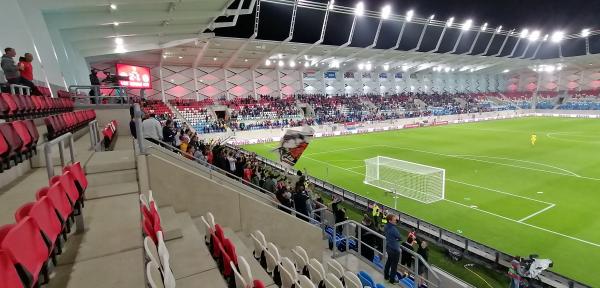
(212, 0, 600, 58)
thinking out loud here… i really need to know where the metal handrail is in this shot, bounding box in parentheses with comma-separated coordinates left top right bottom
(44, 132, 75, 179)
(333, 219, 442, 287)
(88, 120, 101, 151)
(10, 84, 30, 95)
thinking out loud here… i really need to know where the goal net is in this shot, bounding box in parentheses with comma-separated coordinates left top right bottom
(364, 156, 445, 204)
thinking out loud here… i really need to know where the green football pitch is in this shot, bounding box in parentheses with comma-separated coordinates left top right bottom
(243, 117, 600, 286)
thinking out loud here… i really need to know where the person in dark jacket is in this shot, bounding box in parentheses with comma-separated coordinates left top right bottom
(162, 120, 176, 145)
(292, 186, 310, 222)
(357, 214, 377, 261)
(417, 239, 429, 285)
(331, 197, 347, 234)
(129, 117, 137, 139)
(89, 69, 101, 103)
(384, 214, 402, 284)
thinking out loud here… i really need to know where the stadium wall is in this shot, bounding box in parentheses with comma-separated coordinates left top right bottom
(145, 151, 324, 258)
(508, 69, 600, 92)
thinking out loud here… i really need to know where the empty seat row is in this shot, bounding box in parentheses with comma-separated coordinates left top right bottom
(0, 120, 40, 172)
(0, 162, 88, 288)
(141, 191, 176, 288)
(44, 110, 96, 140)
(201, 212, 266, 288)
(0, 93, 74, 121)
(250, 230, 372, 288)
(102, 120, 118, 150)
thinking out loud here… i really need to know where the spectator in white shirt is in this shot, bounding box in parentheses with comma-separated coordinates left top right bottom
(142, 113, 163, 144)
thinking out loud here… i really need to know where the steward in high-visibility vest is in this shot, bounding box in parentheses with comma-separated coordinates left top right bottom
(381, 209, 388, 224)
(371, 204, 381, 223)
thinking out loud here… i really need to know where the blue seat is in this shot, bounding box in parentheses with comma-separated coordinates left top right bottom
(358, 271, 376, 287)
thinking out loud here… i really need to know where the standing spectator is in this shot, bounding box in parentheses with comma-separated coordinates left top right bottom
(243, 164, 253, 182)
(331, 197, 348, 234)
(417, 239, 429, 285)
(508, 257, 522, 288)
(227, 152, 237, 175)
(129, 117, 137, 139)
(357, 214, 377, 261)
(384, 214, 402, 284)
(89, 68, 101, 103)
(142, 113, 163, 144)
(1, 48, 41, 95)
(400, 236, 416, 277)
(162, 120, 176, 145)
(292, 185, 310, 222)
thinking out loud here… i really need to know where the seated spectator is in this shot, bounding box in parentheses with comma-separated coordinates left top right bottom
(1, 47, 42, 95)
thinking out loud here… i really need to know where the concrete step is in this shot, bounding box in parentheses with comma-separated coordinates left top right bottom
(57, 193, 142, 265)
(85, 150, 135, 174)
(86, 169, 137, 187)
(48, 248, 144, 288)
(86, 181, 139, 200)
(165, 212, 216, 281)
(158, 206, 183, 241)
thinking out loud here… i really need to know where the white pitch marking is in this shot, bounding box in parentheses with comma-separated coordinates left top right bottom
(447, 179, 554, 205)
(301, 155, 600, 248)
(518, 204, 556, 223)
(537, 191, 544, 194)
(451, 154, 581, 177)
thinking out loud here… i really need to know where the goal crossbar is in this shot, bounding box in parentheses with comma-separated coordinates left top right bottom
(364, 156, 445, 204)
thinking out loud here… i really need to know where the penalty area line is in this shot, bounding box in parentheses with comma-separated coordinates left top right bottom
(301, 155, 600, 248)
(517, 204, 556, 223)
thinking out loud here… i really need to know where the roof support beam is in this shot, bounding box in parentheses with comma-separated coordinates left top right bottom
(193, 40, 210, 68)
(478, 30, 498, 56)
(492, 29, 515, 57)
(292, 1, 332, 61)
(252, 0, 300, 69)
(223, 0, 262, 68)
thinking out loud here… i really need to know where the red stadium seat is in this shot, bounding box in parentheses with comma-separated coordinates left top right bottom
(0, 132, 10, 172)
(143, 217, 157, 244)
(23, 120, 39, 153)
(50, 171, 82, 214)
(36, 184, 74, 232)
(0, 217, 50, 287)
(63, 162, 87, 194)
(0, 249, 24, 288)
(0, 123, 25, 165)
(0, 96, 10, 120)
(253, 280, 266, 288)
(15, 197, 63, 256)
(11, 121, 33, 157)
(1, 93, 19, 119)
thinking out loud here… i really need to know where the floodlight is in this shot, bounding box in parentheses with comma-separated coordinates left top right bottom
(178, 56, 183, 59)
(304, 61, 309, 68)
(381, 4, 391, 20)
(444, 67, 450, 72)
(358, 63, 364, 70)
(503, 69, 509, 73)
(383, 64, 389, 71)
(543, 34, 549, 41)
(355, 2, 364, 16)
(278, 60, 284, 67)
(110, 3, 117, 10)
(114, 37, 123, 45)
(429, 14, 435, 20)
(402, 65, 408, 71)
(551, 31, 564, 43)
(496, 26, 503, 33)
(446, 17, 454, 27)
(213, 57, 217, 61)
(462, 19, 473, 31)
(481, 23, 488, 31)
(406, 10, 414, 22)
(581, 28, 590, 37)
(328, 0, 334, 10)
(529, 30, 541, 41)
(113, 22, 119, 26)
(244, 59, 248, 62)
(365, 63, 372, 71)
(289, 60, 296, 68)
(520, 29, 529, 38)
(265, 59, 271, 66)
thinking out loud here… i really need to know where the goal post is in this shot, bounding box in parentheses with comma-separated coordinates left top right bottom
(364, 156, 445, 204)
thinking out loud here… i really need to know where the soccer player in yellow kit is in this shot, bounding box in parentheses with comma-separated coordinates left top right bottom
(531, 133, 537, 146)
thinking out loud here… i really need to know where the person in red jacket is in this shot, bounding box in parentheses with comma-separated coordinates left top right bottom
(19, 53, 34, 81)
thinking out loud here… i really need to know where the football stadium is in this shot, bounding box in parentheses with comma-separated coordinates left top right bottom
(1, 0, 599, 288)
